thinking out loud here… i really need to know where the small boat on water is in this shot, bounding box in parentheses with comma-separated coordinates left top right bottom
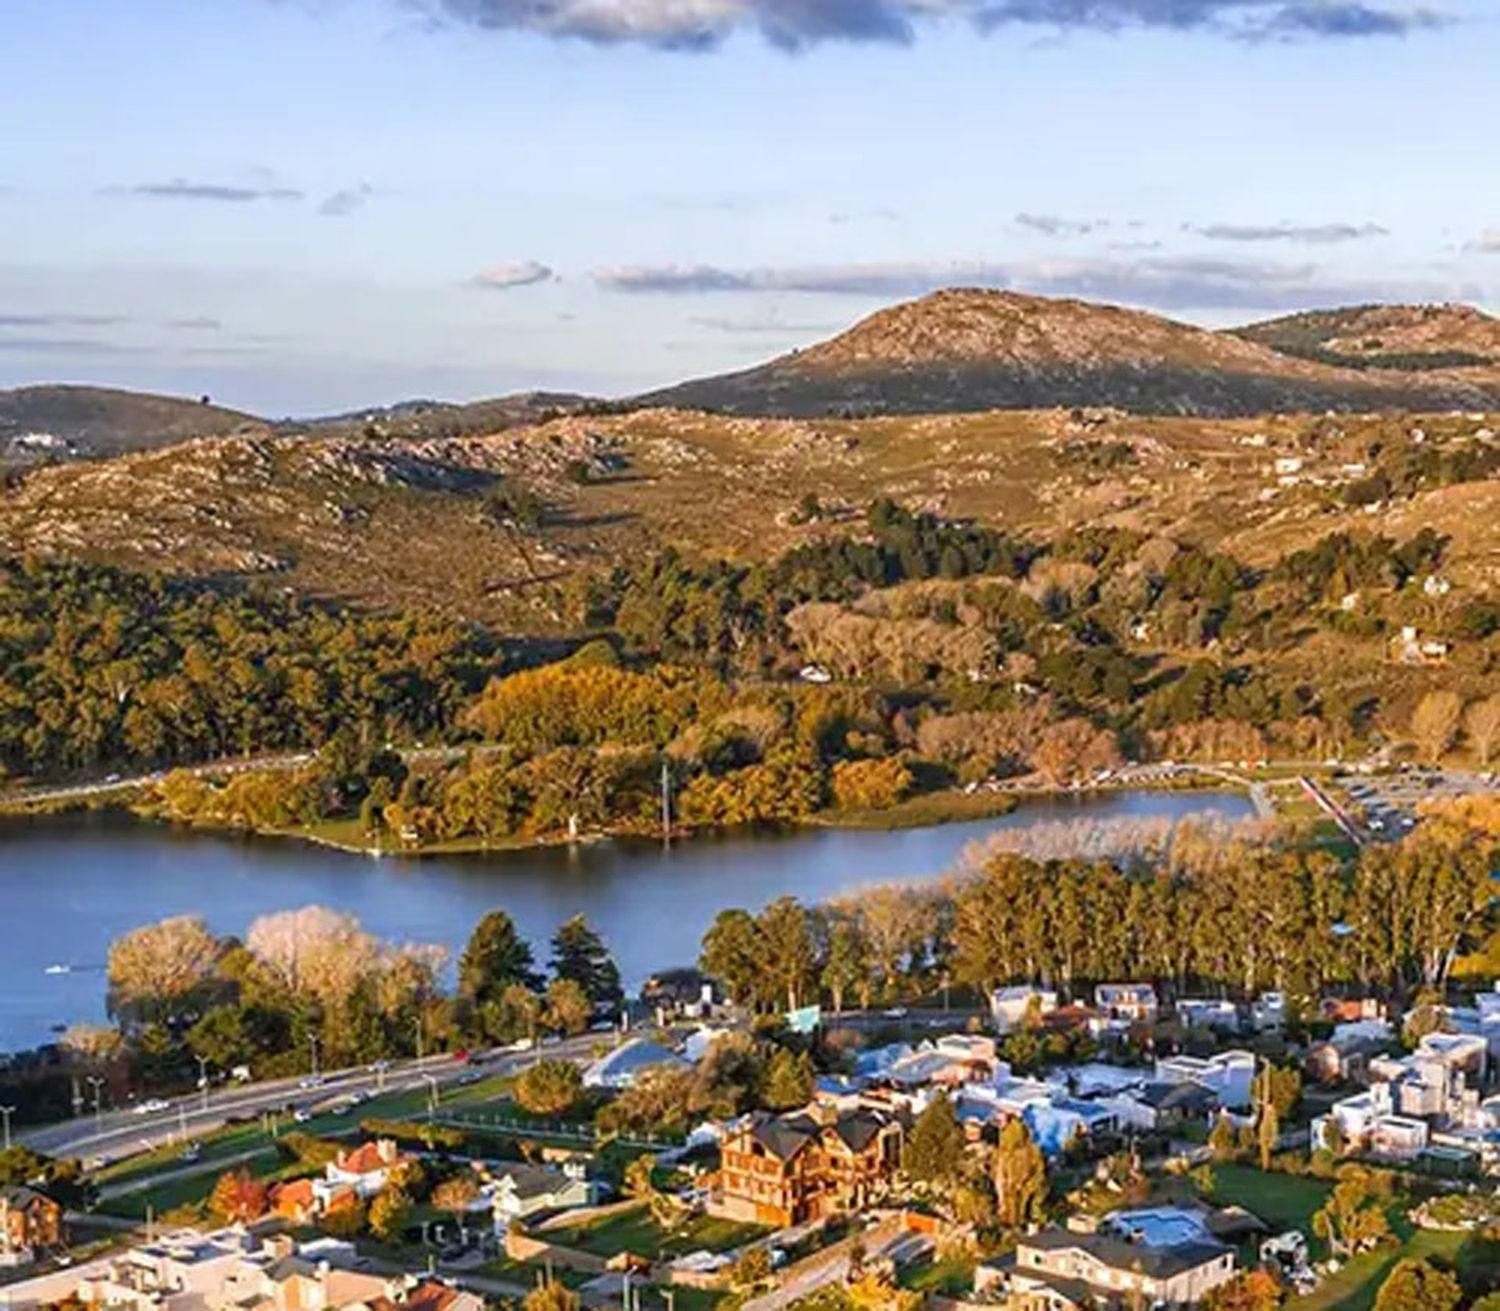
(44, 963, 71, 975)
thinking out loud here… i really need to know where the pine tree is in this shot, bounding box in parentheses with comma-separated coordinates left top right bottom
(904, 1094, 966, 1193)
(550, 916, 622, 1007)
(459, 910, 541, 1004)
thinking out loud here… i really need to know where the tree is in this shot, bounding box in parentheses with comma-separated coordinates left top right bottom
(732, 1247, 772, 1291)
(992, 1118, 1047, 1229)
(208, 1168, 269, 1223)
(759, 897, 815, 1011)
(515, 1059, 583, 1117)
(1202, 1270, 1282, 1311)
(1465, 694, 1500, 767)
(1312, 1168, 1391, 1258)
(1411, 689, 1462, 764)
(459, 911, 541, 1004)
(544, 979, 591, 1036)
(759, 1047, 813, 1111)
(699, 909, 766, 1007)
(1208, 1114, 1239, 1163)
(1372, 1258, 1462, 1311)
(1253, 1064, 1302, 1120)
(320, 1196, 367, 1238)
(369, 1187, 412, 1243)
(523, 1283, 580, 1311)
(432, 1173, 480, 1235)
(820, 915, 867, 1014)
(107, 915, 221, 1020)
(1323, 1116, 1347, 1157)
(624, 1153, 686, 1230)
(904, 1094, 966, 1194)
(1257, 1100, 1279, 1173)
(550, 916, 621, 1008)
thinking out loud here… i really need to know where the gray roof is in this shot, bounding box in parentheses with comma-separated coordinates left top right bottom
(1024, 1228, 1230, 1280)
(495, 1163, 580, 1200)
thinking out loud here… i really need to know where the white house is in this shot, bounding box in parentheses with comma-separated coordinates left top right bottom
(1155, 1051, 1256, 1111)
(319, 1140, 412, 1203)
(990, 985, 1059, 1034)
(1094, 983, 1159, 1024)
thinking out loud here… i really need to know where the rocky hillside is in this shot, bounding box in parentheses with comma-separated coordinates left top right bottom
(1233, 303, 1500, 371)
(0, 385, 263, 460)
(636, 290, 1500, 419)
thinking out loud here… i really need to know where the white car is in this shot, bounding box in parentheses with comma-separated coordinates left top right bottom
(134, 1098, 170, 1115)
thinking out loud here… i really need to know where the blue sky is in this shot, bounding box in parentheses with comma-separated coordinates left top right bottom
(1, 0, 1497, 415)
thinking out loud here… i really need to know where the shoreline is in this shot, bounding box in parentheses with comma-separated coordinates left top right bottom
(0, 773, 1252, 859)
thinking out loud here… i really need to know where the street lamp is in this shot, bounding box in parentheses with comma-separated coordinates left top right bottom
(86, 1076, 105, 1133)
(309, 1033, 321, 1080)
(0, 1105, 15, 1152)
(195, 1056, 211, 1112)
(421, 1074, 439, 1121)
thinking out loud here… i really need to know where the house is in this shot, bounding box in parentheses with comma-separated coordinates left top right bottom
(709, 1104, 904, 1227)
(0, 1187, 63, 1267)
(1175, 999, 1241, 1034)
(69, 1228, 257, 1311)
(1306, 1034, 1383, 1087)
(215, 1235, 485, 1311)
(976, 1227, 1236, 1309)
(268, 1179, 321, 1225)
(1108, 1081, 1218, 1134)
(1155, 1051, 1256, 1111)
(1022, 1098, 1118, 1157)
(476, 1160, 601, 1225)
(1094, 984, 1159, 1025)
(322, 1139, 413, 1201)
(582, 1038, 689, 1091)
(1370, 1116, 1430, 1161)
(991, 986, 1059, 1034)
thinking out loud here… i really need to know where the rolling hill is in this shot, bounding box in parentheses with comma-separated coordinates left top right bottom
(0, 385, 264, 460)
(636, 289, 1500, 419)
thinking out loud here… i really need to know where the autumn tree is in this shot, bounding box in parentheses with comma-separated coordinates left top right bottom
(368, 1186, 412, 1243)
(515, 1059, 583, 1117)
(209, 1169, 268, 1224)
(759, 1047, 814, 1111)
(1202, 1270, 1282, 1311)
(1312, 1168, 1391, 1258)
(1372, 1258, 1462, 1311)
(1411, 689, 1462, 764)
(1465, 694, 1500, 767)
(544, 979, 591, 1036)
(992, 1118, 1047, 1229)
(523, 1281, 581, 1311)
(107, 915, 221, 1021)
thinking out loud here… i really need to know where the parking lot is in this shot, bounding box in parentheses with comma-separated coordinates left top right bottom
(1337, 767, 1498, 839)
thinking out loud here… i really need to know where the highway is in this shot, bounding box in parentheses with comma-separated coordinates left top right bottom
(18, 1036, 598, 1164)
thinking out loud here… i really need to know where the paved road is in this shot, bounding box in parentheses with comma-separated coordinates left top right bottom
(1, 746, 494, 809)
(19, 1036, 599, 1164)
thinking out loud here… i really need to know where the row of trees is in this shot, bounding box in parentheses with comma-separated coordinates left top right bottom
(699, 813, 1498, 1016)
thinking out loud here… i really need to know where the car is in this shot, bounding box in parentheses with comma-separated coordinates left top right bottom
(292, 1107, 313, 1123)
(882, 1007, 908, 1018)
(180, 1145, 202, 1162)
(298, 1075, 325, 1089)
(452, 1048, 472, 1063)
(134, 1098, 170, 1115)
(457, 1070, 484, 1086)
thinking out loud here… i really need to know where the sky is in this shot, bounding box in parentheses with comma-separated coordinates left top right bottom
(2, 0, 1498, 416)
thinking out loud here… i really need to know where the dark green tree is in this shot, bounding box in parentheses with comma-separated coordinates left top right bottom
(459, 910, 541, 1005)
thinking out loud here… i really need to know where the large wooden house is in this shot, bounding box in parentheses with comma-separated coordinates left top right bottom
(709, 1105, 904, 1227)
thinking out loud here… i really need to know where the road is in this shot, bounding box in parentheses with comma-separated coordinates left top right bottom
(19, 1035, 599, 1164)
(1, 745, 494, 809)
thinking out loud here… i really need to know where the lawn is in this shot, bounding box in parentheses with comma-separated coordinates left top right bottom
(1209, 1165, 1332, 1233)
(1287, 1228, 1468, 1311)
(550, 1203, 766, 1260)
(898, 1255, 977, 1296)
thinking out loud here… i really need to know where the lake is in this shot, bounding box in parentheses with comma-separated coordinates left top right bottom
(0, 789, 1251, 1053)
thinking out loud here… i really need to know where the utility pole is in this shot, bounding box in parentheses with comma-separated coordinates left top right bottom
(0, 1105, 15, 1152)
(422, 1074, 439, 1121)
(309, 1032, 321, 1080)
(87, 1076, 105, 1133)
(414, 1014, 424, 1062)
(660, 760, 672, 847)
(196, 1056, 211, 1112)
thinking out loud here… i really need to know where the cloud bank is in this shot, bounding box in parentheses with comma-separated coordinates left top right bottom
(1191, 221, 1388, 244)
(594, 254, 1482, 312)
(115, 179, 305, 203)
(418, 0, 1454, 49)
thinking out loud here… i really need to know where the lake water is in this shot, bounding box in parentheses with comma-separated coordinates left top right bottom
(0, 789, 1251, 1053)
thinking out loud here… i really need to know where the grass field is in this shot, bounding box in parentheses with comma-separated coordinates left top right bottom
(548, 1203, 766, 1260)
(1209, 1164, 1332, 1233)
